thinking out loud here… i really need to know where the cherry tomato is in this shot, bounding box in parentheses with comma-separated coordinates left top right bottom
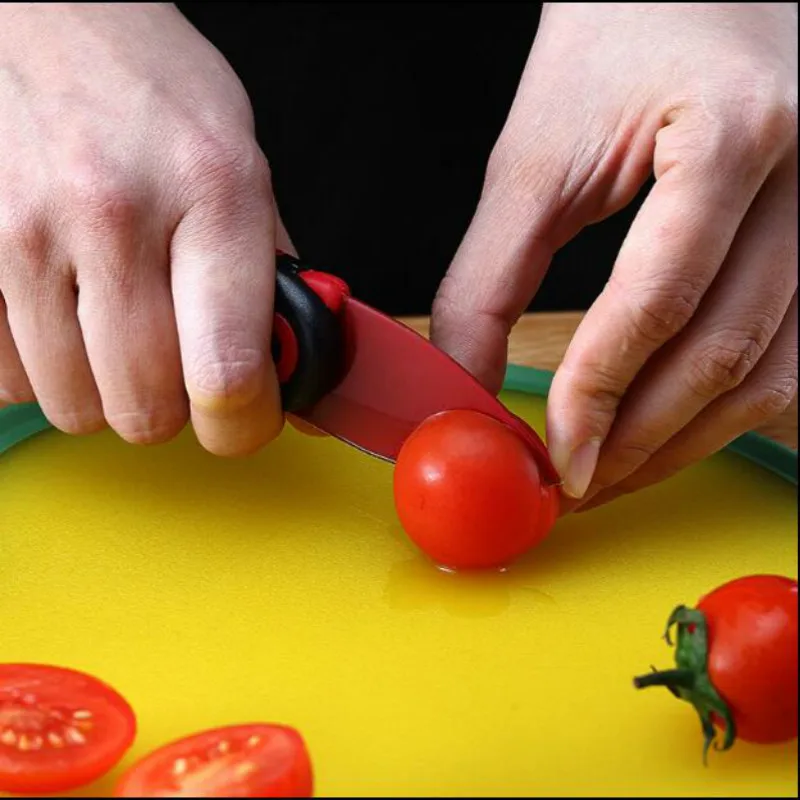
(113, 724, 313, 798)
(393, 409, 559, 570)
(635, 575, 798, 759)
(0, 663, 136, 795)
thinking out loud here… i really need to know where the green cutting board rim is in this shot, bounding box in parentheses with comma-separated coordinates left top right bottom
(1, 364, 796, 487)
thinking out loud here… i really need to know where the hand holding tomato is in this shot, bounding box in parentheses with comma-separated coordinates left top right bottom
(431, 2, 797, 510)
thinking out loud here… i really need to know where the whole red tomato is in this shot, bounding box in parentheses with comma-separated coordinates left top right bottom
(635, 574, 798, 760)
(393, 409, 559, 570)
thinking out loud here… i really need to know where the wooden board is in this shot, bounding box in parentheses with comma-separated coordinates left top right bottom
(1, 369, 797, 797)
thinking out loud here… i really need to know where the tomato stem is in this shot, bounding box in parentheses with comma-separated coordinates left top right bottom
(634, 604, 737, 764)
(632, 668, 695, 691)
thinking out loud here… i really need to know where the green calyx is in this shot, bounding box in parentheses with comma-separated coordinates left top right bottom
(633, 605, 736, 764)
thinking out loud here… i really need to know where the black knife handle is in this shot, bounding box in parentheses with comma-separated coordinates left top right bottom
(272, 252, 348, 413)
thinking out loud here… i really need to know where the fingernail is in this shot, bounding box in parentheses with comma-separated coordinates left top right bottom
(551, 437, 603, 500)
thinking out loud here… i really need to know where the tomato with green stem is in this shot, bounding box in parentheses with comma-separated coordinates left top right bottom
(113, 724, 313, 798)
(393, 409, 559, 570)
(0, 663, 136, 795)
(634, 574, 798, 761)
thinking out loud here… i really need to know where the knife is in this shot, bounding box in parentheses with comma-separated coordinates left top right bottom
(272, 252, 561, 485)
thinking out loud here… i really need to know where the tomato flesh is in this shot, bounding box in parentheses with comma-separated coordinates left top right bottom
(699, 574, 798, 744)
(393, 409, 558, 570)
(0, 663, 136, 795)
(113, 724, 313, 798)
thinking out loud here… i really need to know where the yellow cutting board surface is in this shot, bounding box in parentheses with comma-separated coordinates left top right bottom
(1, 390, 797, 798)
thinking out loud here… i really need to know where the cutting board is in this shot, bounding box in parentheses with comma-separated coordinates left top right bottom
(1, 366, 797, 798)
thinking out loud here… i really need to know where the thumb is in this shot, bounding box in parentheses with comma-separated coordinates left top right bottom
(171, 146, 283, 458)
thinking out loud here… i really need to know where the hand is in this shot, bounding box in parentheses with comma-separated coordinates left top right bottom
(0, 2, 292, 456)
(430, 2, 797, 510)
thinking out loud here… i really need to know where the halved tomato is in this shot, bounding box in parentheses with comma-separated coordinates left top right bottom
(113, 724, 313, 798)
(0, 663, 137, 795)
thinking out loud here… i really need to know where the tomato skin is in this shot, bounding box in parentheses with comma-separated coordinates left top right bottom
(699, 575, 798, 744)
(113, 724, 313, 798)
(0, 663, 136, 796)
(393, 410, 557, 570)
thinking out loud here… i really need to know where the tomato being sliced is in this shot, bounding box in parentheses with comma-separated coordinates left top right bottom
(0, 663, 137, 795)
(393, 409, 559, 570)
(113, 724, 314, 798)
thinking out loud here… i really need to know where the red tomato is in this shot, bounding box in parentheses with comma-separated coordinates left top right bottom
(700, 575, 798, 744)
(635, 575, 798, 758)
(393, 409, 559, 570)
(113, 724, 313, 798)
(0, 663, 136, 795)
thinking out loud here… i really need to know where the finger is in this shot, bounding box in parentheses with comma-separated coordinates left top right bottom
(578, 291, 798, 513)
(0, 293, 35, 407)
(0, 211, 104, 430)
(430, 185, 557, 395)
(74, 204, 188, 445)
(547, 111, 781, 499)
(576, 153, 798, 500)
(429, 50, 655, 395)
(171, 143, 283, 457)
(4, 273, 105, 435)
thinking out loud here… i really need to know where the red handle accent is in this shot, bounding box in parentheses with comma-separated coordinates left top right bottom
(273, 314, 299, 383)
(299, 270, 351, 314)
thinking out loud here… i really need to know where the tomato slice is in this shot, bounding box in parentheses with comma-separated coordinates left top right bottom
(0, 663, 137, 795)
(113, 724, 314, 798)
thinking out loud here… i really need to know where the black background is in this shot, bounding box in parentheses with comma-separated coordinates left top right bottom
(178, 2, 652, 315)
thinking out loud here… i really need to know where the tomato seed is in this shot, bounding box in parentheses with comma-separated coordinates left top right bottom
(0, 730, 17, 747)
(172, 758, 189, 776)
(63, 727, 86, 746)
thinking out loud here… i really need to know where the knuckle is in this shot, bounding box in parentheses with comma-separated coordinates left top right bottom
(180, 133, 271, 199)
(63, 162, 141, 231)
(612, 440, 658, 473)
(431, 275, 506, 339)
(688, 336, 765, 398)
(737, 79, 798, 159)
(591, 441, 656, 492)
(0, 207, 49, 268)
(188, 341, 266, 410)
(667, 81, 797, 176)
(107, 406, 188, 445)
(610, 274, 703, 345)
(746, 376, 798, 421)
(557, 359, 626, 422)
